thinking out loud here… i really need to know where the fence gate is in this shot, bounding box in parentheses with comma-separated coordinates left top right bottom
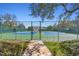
(32, 21, 41, 40)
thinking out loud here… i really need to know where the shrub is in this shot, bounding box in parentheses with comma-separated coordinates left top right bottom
(0, 40, 28, 56)
(44, 42, 65, 56)
(44, 40, 79, 56)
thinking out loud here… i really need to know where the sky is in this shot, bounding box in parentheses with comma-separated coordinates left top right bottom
(0, 3, 65, 21)
(0, 3, 77, 27)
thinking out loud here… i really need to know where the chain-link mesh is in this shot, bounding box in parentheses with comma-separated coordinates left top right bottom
(0, 21, 78, 41)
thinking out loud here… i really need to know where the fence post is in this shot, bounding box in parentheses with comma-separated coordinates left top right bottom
(58, 21, 60, 42)
(77, 19, 78, 40)
(13, 26, 16, 40)
(0, 19, 2, 39)
(39, 21, 41, 40)
(31, 21, 33, 40)
(13, 21, 18, 40)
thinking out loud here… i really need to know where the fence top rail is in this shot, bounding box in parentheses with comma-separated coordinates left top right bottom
(15, 21, 59, 22)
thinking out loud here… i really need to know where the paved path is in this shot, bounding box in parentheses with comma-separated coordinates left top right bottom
(23, 40, 52, 56)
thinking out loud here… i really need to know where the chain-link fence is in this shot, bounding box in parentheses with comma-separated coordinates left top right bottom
(0, 21, 79, 41)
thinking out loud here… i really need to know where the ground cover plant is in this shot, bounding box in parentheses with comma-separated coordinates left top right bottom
(0, 40, 28, 56)
(0, 39, 79, 56)
(44, 40, 79, 56)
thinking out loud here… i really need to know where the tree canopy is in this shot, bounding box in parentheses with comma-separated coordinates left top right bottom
(30, 3, 79, 21)
(0, 14, 26, 32)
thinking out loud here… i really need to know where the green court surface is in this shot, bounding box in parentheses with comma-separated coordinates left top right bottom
(0, 32, 78, 41)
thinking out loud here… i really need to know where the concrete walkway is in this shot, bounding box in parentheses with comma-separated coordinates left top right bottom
(23, 40, 52, 56)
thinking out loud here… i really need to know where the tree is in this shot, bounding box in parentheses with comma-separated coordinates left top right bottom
(17, 23, 26, 31)
(0, 16, 2, 25)
(46, 25, 53, 31)
(0, 15, 3, 25)
(2, 13, 16, 21)
(58, 20, 75, 29)
(30, 3, 79, 21)
(0, 14, 17, 32)
(27, 26, 32, 31)
(2, 14, 17, 27)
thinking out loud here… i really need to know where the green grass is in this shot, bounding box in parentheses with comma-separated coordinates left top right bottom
(0, 38, 79, 56)
(44, 42, 66, 56)
(44, 40, 79, 56)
